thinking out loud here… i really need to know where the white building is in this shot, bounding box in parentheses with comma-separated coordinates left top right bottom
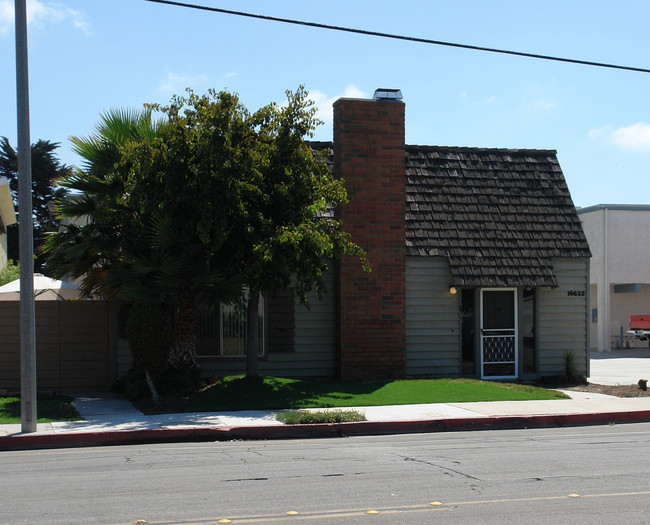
(0, 176, 17, 270)
(577, 204, 650, 351)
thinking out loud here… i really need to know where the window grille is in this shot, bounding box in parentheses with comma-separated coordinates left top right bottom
(196, 291, 264, 357)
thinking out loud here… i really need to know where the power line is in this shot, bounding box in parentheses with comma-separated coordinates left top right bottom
(144, 0, 650, 74)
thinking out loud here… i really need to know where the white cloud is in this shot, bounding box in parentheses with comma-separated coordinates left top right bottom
(588, 125, 612, 140)
(609, 122, 650, 151)
(0, 1, 12, 35)
(156, 72, 209, 97)
(224, 72, 238, 79)
(521, 83, 557, 112)
(589, 122, 650, 151)
(532, 98, 556, 111)
(0, 0, 90, 36)
(309, 84, 369, 127)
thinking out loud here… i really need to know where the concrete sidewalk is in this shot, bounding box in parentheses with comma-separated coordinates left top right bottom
(2, 389, 650, 451)
(589, 348, 650, 385)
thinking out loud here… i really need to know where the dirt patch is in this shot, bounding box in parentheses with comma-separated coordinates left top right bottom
(562, 382, 650, 398)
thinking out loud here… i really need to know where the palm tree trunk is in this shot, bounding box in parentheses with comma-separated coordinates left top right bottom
(246, 292, 260, 377)
(169, 291, 199, 369)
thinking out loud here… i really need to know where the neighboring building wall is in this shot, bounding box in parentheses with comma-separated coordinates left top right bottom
(406, 257, 460, 377)
(334, 96, 407, 380)
(610, 284, 650, 348)
(537, 258, 590, 377)
(588, 281, 650, 350)
(0, 233, 7, 270)
(0, 175, 16, 271)
(578, 205, 650, 350)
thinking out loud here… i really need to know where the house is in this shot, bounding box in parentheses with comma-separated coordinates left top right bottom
(577, 204, 650, 351)
(195, 89, 592, 383)
(0, 90, 594, 391)
(0, 176, 17, 270)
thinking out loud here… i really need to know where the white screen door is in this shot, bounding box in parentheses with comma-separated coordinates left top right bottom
(481, 289, 518, 379)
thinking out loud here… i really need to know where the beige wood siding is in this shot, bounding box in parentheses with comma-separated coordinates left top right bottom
(199, 270, 336, 379)
(266, 280, 336, 377)
(537, 258, 590, 377)
(406, 257, 461, 376)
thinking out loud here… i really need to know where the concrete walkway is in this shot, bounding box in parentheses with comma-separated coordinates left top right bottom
(589, 348, 650, 385)
(2, 349, 650, 450)
(2, 388, 650, 450)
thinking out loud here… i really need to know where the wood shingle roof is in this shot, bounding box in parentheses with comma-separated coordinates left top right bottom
(405, 146, 590, 287)
(309, 142, 591, 288)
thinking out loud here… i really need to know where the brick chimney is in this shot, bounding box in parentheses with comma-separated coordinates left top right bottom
(334, 89, 406, 380)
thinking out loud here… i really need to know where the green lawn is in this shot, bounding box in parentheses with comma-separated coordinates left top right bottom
(0, 395, 82, 424)
(186, 376, 568, 413)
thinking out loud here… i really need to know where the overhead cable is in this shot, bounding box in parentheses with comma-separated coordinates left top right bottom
(144, 0, 650, 74)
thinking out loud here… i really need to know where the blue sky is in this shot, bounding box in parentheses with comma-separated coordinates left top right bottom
(1, 0, 649, 208)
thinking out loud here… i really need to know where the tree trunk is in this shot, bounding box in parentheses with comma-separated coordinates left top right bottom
(144, 369, 160, 405)
(246, 292, 260, 377)
(169, 291, 199, 369)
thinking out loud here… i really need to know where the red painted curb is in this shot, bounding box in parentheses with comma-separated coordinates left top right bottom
(2, 410, 649, 450)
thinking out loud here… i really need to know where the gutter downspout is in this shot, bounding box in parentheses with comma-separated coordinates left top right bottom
(603, 207, 610, 351)
(586, 257, 591, 378)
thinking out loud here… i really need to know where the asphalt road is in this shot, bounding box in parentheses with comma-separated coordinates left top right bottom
(3, 423, 650, 524)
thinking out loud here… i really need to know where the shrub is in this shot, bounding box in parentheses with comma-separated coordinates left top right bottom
(277, 409, 366, 424)
(155, 365, 201, 395)
(562, 350, 581, 383)
(0, 259, 19, 286)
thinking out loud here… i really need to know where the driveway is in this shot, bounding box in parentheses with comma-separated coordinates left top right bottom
(589, 348, 650, 385)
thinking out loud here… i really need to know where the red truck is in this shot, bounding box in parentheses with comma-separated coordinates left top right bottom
(627, 315, 650, 347)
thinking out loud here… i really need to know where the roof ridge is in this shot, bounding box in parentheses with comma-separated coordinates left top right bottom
(405, 144, 558, 155)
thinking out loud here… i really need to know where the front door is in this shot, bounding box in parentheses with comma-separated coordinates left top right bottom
(480, 289, 517, 379)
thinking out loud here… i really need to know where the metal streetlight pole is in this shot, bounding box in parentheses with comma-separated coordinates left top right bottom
(15, 0, 37, 433)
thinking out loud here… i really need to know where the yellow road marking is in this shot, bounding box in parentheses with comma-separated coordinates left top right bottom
(110, 490, 650, 524)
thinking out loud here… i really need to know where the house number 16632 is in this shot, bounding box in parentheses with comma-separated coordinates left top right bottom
(567, 290, 585, 297)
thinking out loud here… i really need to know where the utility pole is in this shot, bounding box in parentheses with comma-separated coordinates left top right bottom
(15, 0, 37, 433)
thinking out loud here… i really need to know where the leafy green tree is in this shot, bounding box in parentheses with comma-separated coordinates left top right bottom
(0, 137, 69, 272)
(43, 107, 243, 368)
(0, 259, 20, 286)
(231, 87, 369, 376)
(45, 87, 367, 377)
(119, 90, 255, 366)
(126, 86, 368, 376)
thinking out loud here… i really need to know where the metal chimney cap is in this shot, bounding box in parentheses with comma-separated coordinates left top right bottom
(373, 88, 403, 102)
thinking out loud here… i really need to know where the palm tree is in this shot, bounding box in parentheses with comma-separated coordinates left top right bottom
(43, 108, 242, 369)
(43, 108, 159, 298)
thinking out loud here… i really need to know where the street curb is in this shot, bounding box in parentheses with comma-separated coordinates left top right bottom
(2, 410, 650, 451)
